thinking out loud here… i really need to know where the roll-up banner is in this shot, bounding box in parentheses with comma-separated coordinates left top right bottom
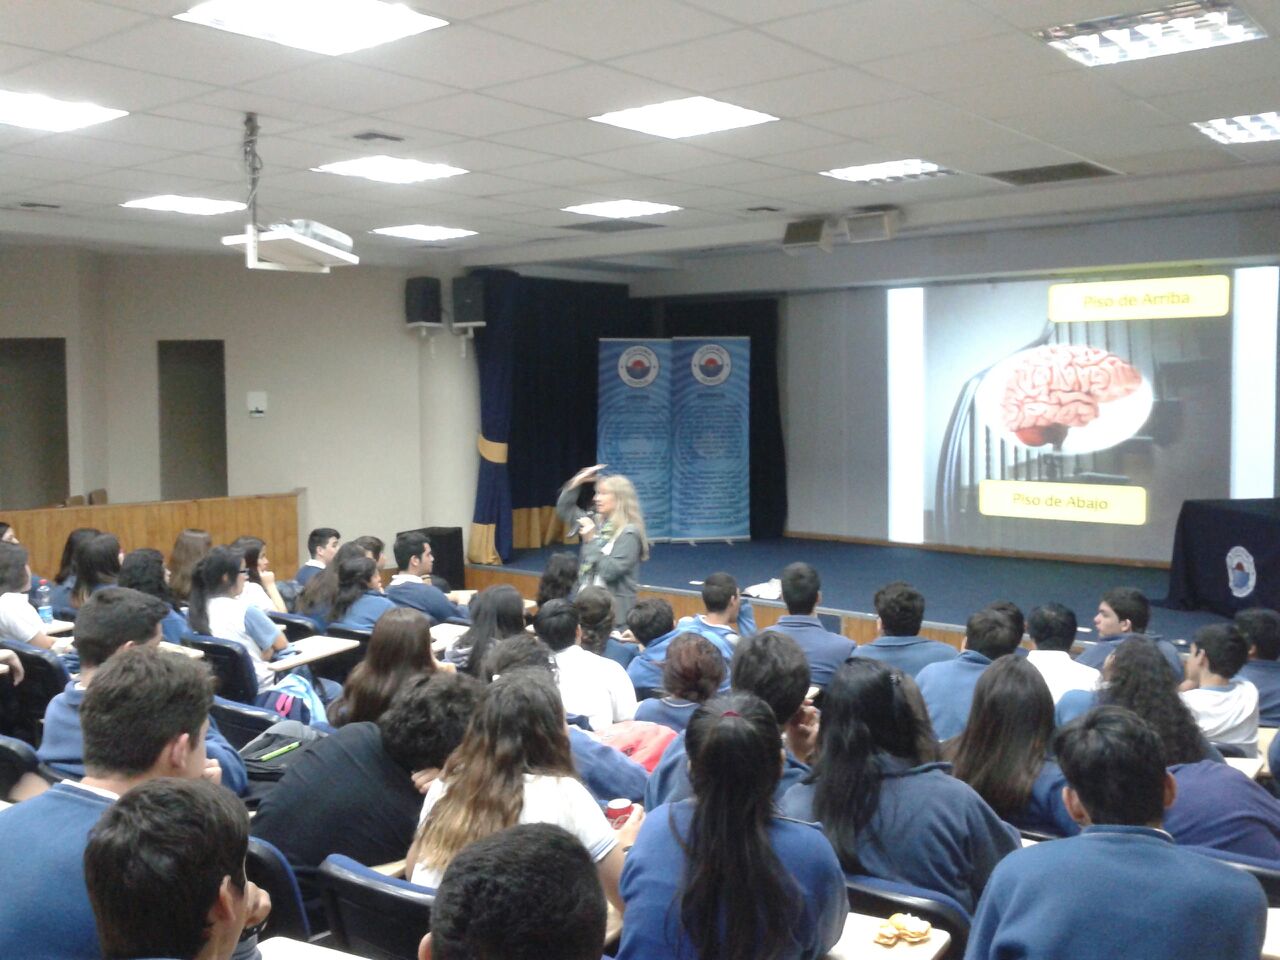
(670, 337, 751, 541)
(597, 339, 673, 541)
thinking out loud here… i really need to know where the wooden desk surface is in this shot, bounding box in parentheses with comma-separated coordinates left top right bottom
(826, 912, 950, 960)
(1261, 727, 1277, 777)
(45, 619, 74, 635)
(1226, 756, 1265, 780)
(1264, 908, 1280, 960)
(158, 641, 203, 659)
(260, 938, 362, 959)
(431, 622, 469, 654)
(265, 635, 359, 673)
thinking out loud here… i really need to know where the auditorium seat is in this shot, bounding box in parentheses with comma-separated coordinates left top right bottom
(0, 639, 71, 748)
(248, 837, 311, 942)
(318, 854, 433, 960)
(209, 697, 282, 751)
(0, 735, 36, 799)
(268, 611, 321, 643)
(310, 626, 371, 685)
(1183, 846, 1280, 907)
(182, 634, 258, 705)
(846, 874, 971, 956)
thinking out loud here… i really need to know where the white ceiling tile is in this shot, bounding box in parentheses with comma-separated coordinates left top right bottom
(485, 65, 691, 118)
(928, 141, 1088, 174)
(652, 183, 760, 209)
(271, 119, 460, 155)
(493, 185, 616, 208)
(72, 167, 221, 192)
(0, 177, 72, 200)
(4, 0, 148, 52)
(90, 0, 188, 12)
(758, 140, 886, 172)
(499, 157, 630, 185)
(71, 19, 320, 86)
(680, 0, 851, 25)
(861, 32, 1069, 94)
(507, 208, 604, 227)
(1000, 100, 1178, 141)
(721, 67, 915, 118)
(0, 42, 49, 73)
(134, 152, 245, 181)
(582, 141, 731, 175)
(0, 154, 107, 181)
(967, 0, 1136, 30)
(665, 159, 795, 185)
(490, 119, 653, 156)
(762, 0, 1007, 63)
(245, 62, 457, 115)
(805, 97, 1023, 151)
(404, 0, 541, 19)
(377, 93, 567, 137)
(939, 71, 1130, 122)
(409, 171, 546, 196)
(194, 91, 349, 129)
(574, 176, 690, 197)
(7, 134, 177, 167)
(476, 0, 737, 60)
(1103, 40, 1280, 100)
(1107, 148, 1244, 176)
(83, 112, 238, 152)
(692, 120, 843, 159)
(0, 57, 216, 111)
(1031, 122, 1214, 161)
(350, 24, 583, 88)
(1224, 141, 1280, 164)
(424, 139, 553, 171)
(610, 30, 832, 92)
(1145, 79, 1280, 123)
(0, 125, 53, 149)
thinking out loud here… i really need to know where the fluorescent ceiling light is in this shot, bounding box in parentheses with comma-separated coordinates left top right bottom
(122, 195, 247, 215)
(312, 156, 468, 184)
(562, 199, 682, 218)
(175, 0, 447, 56)
(0, 89, 127, 132)
(1035, 2, 1265, 67)
(1193, 111, 1280, 144)
(820, 159, 950, 184)
(590, 96, 777, 139)
(370, 224, 477, 241)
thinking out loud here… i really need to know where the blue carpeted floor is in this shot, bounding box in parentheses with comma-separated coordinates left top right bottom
(506, 537, 1227, 642)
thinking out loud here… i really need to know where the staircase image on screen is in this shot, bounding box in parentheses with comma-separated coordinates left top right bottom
(932, 314, 1223, 543)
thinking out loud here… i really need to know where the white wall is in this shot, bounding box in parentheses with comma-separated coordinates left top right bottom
(0, 246, 480, 566)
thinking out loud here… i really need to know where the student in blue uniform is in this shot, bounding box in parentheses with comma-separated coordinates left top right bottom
(851, 581, 958, 677)
(635, 632, 726, 733)
(1075, 586, 1183, 679)
(297, 541, 372, 631)
(117, 547, 189, 644)
(917, 607, 1022, 741)
(1235, 607, 1280, 727)
(385, 531, 469, 624)
(618, 692, 846, 960)
(967, 706, 1267, 960)
(329, 555, 396, 631)
(770, 562, 855, 689)
(947, 656, 1077, 837)
(782, 658, 1018, 913)
(294, 526, 340, 586)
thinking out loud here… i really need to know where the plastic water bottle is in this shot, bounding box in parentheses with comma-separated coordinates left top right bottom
(35, 578, 53, 624)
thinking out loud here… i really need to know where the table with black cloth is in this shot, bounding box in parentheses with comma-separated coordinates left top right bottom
(1166, 499, 1280, 616)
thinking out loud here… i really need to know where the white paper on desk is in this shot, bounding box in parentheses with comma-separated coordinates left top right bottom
(743, 578, 782, 601)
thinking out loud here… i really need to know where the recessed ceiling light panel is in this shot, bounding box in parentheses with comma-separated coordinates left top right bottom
(561, 200, 682, 218)
(0, 89, 128, 132)
(820, 159, 950, 184)
(121, 195, 247, 215)
(370, 224, 477, 241)
(1193, 111, 1280, 144)
(312, 156, 468, 184)
(175, 0, 447, 56)
(1035, 2, 1265, 67)
(590, 96, 777, 139)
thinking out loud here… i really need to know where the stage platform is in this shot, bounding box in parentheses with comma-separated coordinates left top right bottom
(466, 537, 1228, 648)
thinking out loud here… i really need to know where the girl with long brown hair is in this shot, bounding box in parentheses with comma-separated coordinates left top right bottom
(327, 608, 452, 726)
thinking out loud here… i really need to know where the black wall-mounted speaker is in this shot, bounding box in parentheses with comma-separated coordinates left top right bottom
(405, 276, 443, 329)
(451, 275, 485, 329)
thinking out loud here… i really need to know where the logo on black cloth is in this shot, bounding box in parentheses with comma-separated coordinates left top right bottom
(1227, 546, 1256, 598)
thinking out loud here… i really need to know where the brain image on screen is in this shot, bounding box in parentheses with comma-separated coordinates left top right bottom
(1000, 344, 1144, 447)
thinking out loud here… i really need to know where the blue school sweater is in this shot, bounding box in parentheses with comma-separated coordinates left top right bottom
(331, 591, 396, 631)
(385, 578, 469, 624)
(967, 825, 1266, 960)
(644, 730, 809, 809)
(916, 650, 994, 741)
(37, 682, 248, 796)
(772, 614, 856, 688)
(0, 782, 113, 959)
(617, 800, 847, 960)
(849, 635, 959, 678)
(1165, 758, 1280, 860)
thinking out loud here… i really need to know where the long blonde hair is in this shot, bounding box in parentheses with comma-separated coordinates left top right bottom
(406, 670, 577, 874)
(598, 474, 649, 560)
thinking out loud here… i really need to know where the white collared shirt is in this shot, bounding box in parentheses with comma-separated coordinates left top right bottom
(553, 644, 637, 732)
(1026, 649, 1100, 704)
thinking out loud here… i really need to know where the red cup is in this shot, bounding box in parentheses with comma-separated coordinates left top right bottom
(606, 798, 634, 828)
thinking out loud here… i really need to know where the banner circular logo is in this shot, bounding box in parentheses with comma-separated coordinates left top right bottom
(691, 344, 731, 386)
(1226, 546, 1257, 598)
(618, 345, 659, 388)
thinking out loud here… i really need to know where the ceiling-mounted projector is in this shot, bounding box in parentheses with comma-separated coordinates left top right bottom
(222, 113, 359, 274)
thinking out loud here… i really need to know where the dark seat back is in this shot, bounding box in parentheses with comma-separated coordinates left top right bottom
(0, 639, 71, 747)
(1210, 741, 1250, 759)
(0, 735, 37, 799)
(310, 626, 371, 685)
(183, 634, 258, 704)
(268, 611, 320, 643)
(319, 854, 433, 960)
(210, 697, 280, 751)
(247, 837, 311, 941)
(846, 874, 971, 956)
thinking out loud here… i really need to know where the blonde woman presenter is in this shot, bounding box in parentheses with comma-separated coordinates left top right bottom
(556, 465, 649, 621)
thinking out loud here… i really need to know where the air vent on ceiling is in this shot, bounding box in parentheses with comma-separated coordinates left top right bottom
(18, 201, 61, 210)
(560, 220, 663, 233)
(985, 162, 1117, 186)
(352, 130, 405, 142)
(747, 205, 782, 213)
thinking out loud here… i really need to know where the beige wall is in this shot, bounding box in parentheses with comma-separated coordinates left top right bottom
(0, 246, 481, 567)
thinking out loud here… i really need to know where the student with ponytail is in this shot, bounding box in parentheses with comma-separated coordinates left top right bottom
(618, 693, 846, 960)
(187, 546, 288, 691)
(781, 658, 1018, 913)
(328, 555, 395, 631)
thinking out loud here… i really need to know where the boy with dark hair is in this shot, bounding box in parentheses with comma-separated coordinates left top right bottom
(852, 581, 957, 677)
(1180, 622, 1259, 755)
(86, 778, 259, 960)
(484, 635, 648, 805)
(968, 706, 1267, 960)
(294, 527, 340, 586)
(1235, 608, 1280, 726)
(644, 629, 814, 809)
(421, 824, 605, 960)
(0, 648, 232, 960)
(1026, 602, 1099, 704)
(535, 598, 636, 733)
(916, 607, 1020, 741)
(771, 562, 854, 688)
(37, 587, 247, 796)
(252, 672, 483, 912)
(0, 540, 56, 649)
(386, 531, 469, 624)
(1076, 586, 1184, 678)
